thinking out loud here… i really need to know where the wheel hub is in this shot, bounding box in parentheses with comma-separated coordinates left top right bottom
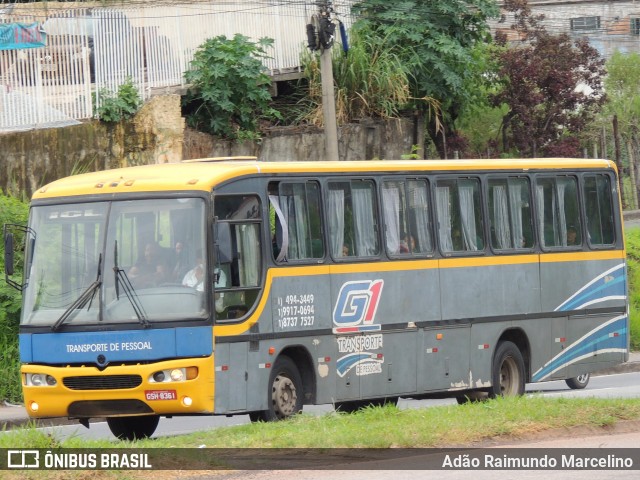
(499, 356, 519, 396)
(272, 374, 297, 418)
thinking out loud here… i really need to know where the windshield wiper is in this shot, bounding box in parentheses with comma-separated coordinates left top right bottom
(113, 241, 149, 328)
(51, 254, 102, 332)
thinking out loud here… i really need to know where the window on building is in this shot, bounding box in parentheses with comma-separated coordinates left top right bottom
(570, 16, 601, 31)
(631, 18, 640, 35)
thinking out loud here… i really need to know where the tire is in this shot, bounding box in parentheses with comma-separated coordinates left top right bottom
(253, 356, 303, 422)
(335, 397, 398, 413)
(107, 415, 160, 440)
(490, 341, 525, 397)
(565, 373, 590, 390)
(248, 411, 263, 423)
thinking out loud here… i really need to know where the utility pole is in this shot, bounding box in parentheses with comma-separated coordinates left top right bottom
(317, 2, 339, 161)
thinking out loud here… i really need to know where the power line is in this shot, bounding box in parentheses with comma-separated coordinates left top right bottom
(1, 0, 358, 22)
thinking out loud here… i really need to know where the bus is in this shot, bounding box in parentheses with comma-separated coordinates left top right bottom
(4, 158, 628, 440)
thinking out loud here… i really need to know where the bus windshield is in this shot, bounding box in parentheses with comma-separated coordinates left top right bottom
(22, 198, 208, 327)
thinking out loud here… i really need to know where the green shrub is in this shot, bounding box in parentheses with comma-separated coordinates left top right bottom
(94, 77, 142, 123)
(625, 228, 640, 350)
(300, 25, 411, 126)
(183, 34, 281, 139)
(0, 193, 29, 402)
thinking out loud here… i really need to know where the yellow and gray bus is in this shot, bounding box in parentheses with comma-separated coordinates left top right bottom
(4, 158, 628, 439)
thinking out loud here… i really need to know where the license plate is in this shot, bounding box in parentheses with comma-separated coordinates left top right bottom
(145, 390, 177, 401)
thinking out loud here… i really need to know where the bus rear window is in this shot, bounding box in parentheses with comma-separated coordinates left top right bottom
(584, 175, 615, 246)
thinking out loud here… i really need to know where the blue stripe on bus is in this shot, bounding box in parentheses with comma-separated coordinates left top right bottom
(337, 352, 375, 377)
(19, 326, 213, 364)
(555, 264, 626, 311)
(531, 315, 627, 382)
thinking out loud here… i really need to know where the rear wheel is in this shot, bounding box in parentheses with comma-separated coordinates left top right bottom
(107, 415, 159, 440)
(252, 355, 303, 422)
(565, 373, 590, 390)
(490, 341, 525, 397)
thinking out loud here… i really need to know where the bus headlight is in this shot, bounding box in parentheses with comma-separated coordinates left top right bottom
(25, 374, 57, 387)
(149, 367, 198, 383)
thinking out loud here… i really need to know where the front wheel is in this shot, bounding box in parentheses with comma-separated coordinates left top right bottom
(252, 355, 303, 422)
(107, 415, 160, 440)
(565, 373, 590, 390)
(489, 341, 525, 397)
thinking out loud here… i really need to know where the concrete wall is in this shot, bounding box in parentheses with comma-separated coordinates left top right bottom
(1, 95, 185, 198)
(1, 94, 423, 198)
(183, 117, 423, 162)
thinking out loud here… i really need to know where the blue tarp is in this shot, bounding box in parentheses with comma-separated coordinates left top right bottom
(0, 22, 46, 50)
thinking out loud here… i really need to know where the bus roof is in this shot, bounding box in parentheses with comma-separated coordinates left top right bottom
(32, 158, 617, 200)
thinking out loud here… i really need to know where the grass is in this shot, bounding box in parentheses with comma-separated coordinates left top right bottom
(2, 396, 640, 450)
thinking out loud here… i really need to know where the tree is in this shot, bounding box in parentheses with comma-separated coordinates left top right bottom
(352, 0, 499, 158)
(491, 0, 606, 157)
(183, 34, 281, 139)
(603, 51, 640, 207)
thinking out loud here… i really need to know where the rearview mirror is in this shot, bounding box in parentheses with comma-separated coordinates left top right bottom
(4, 223, 33, 292)
(4, 232, 14, 276)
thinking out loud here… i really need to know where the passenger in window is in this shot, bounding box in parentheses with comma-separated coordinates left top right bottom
(172, 241, 191, 281)
(452, 228, 464, 251)
(182, 257, 205, 291)
(129, 242, 168, 288)
(342, 244, 350, 256)
(182, 252, 227, 313)
(400, 234, 415, 253)
(567, 226, 579, 246)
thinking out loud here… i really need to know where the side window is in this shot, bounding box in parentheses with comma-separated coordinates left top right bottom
(584, 174, 615, 247)
(536, 176, 581, 248)
(488, 177, 534, 251)
(269, 181, 324, 262)
(327, 179, 380, 259)
(435, 178, 484, 254)
(382, 179, 433, 256)
(214, 195, 262, 321)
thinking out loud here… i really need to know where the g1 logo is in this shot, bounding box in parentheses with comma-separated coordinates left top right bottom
(332, 280, 384, 333)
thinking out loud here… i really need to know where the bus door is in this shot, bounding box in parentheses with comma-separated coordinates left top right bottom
(213, 342, 248, 413)
(213, 193, 264, 413)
